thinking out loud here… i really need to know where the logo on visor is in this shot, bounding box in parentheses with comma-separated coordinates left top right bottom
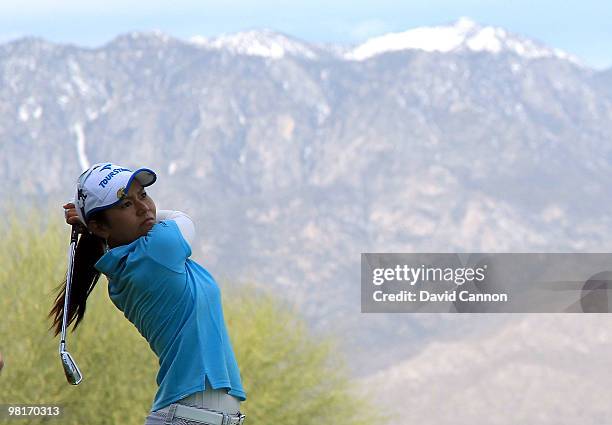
(117, 187, 127, 200)
(98, 167, 131, 188)
(77, 188, 88, 209)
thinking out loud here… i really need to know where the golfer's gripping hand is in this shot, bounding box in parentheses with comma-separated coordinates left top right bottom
(62, 202, 87, 233)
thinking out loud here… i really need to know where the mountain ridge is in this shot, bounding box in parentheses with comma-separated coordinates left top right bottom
(0, 18, 599, 69)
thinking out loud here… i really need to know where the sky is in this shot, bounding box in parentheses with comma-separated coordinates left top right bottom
(0, 0, 610, 69)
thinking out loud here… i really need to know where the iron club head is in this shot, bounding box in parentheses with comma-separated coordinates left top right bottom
(60, 350, 83, 385)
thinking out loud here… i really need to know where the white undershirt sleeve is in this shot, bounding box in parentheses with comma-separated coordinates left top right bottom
(155, 210, 196, 247)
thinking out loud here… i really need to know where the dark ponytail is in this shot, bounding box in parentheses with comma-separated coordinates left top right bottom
(48, 211, 109, 337)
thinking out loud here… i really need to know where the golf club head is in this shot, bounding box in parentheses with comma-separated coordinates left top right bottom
(60, 351, 83, 385)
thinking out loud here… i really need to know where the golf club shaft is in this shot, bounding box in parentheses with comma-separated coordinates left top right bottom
(59, 226, 78, 354)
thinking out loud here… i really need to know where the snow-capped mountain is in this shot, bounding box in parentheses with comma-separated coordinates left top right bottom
(190, 29, 320, 59)
(1, 22, 612, 424)
(344, 17, 581, 64)
(185, 18, 583, 65)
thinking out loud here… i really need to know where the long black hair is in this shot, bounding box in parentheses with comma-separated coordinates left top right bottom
(48, 210, 109, 337)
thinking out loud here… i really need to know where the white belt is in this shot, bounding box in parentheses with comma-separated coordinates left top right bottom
(166, 403, 246, 425)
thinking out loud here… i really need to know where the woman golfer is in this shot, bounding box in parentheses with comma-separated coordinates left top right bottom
(49, 162, 247, 425)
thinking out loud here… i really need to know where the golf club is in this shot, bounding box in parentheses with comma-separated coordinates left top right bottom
(58, 224, 83, 385)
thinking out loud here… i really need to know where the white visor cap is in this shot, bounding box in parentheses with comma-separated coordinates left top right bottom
(74, 162, 157, 226)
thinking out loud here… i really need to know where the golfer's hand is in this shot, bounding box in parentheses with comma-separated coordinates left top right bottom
(62, 202, 87, 233)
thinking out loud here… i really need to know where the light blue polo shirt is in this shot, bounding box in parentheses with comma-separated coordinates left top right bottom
(94, 219, 247, 412)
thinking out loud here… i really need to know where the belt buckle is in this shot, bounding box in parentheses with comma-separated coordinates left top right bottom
(233, 412, 246, 425)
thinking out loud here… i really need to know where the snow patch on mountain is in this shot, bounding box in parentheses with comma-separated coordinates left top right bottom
(345, 17, 580, 64)
(72, 122, 90, 171)
(189, 29, 319, 60)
